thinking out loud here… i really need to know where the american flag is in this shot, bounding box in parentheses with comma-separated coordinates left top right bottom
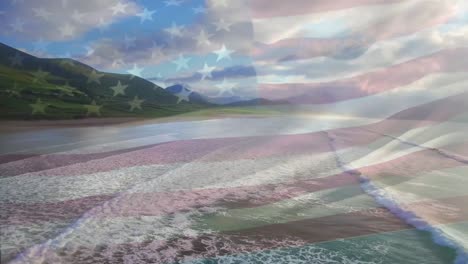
(1, 0, 468, 263)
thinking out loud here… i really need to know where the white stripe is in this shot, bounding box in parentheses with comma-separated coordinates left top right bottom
(252, 0, 451, 44)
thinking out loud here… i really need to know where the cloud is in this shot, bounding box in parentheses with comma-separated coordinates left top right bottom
(160, 65, 257, 84)
(75, 0, 257, 77)
(1, 0, 140, 41)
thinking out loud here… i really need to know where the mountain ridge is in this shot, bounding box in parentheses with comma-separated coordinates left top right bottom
(0, 42, 207, 119)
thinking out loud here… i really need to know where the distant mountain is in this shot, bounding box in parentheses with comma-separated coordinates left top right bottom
(165, 84, 210, 105)
(0, 42, 207, 119)
(166, 83, 289, 106)
(225, 98, 290, 106)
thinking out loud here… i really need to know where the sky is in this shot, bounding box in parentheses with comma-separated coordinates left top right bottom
(0, 0, 258, 98)
(1, 0, 468, 101)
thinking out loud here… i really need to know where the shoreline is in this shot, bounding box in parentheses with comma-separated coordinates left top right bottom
(0, 114, 274, 133)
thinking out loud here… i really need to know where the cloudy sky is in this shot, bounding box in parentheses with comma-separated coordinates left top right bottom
(1, 0, 468, 101)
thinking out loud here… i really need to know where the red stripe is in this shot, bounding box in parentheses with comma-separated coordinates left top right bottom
(4, 142, 468, 225)
(249, 0, 407, 18)
(258, 48, 468, 103)
(251, 1, 453, 61)
(36, 195, 468, 263)
(1, 92, 465, 177)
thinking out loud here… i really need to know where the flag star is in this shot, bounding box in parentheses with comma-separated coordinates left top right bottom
(59, 23, 75, 37)
(85, 46, 94, 57)
(172, 54, 191, 71)
(62, 82, 74, 90)
(164, 0, 183, 7)
(124, 34, 136, 49)
(30, 98, 47, 115)
(175, 88, 192, 104)
(111, 2, 128, 15)
(127, 64, 144, 77)
(98, 18, 110, 31)
(137, 8, 156, 23)
(198, 63, 216, 80)
(60, 82, 75, 97)
(9, 82, 22, 97)
(194, 29, 212, 47)
(128, 95, 144, 111)
(32, 68, 49, 83)
(85, 100, 102, 116)
(87, 70, 104, 84)
(211, 0, 228, 7)
(32, 7, 52, 20)
(213, 19, 232, 32)
(151, 42, 164, 59)
(71, 10, 85, 22)
(10, 18, 25, 32)
(61, 59, 75, 67)
(164, 22, 184, 38)
(112, 59, 124, 68)
(216, 78, 236, 96)
(110, 81, 128, 96)
(9, 52, 24, 67)
(192, 6, 206, 14)
(213, 44, 234, 62)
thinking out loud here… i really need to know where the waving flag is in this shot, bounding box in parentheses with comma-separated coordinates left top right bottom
(1, 0, 468, 264)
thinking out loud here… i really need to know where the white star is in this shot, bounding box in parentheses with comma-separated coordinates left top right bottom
(164, 0, 183, 6)
(216, 78, 236, 96)
(111, 2, 128, 15)
(128, 64, 144, 77)
(32, 68, 49, 83)
(32, 7, 52, 20)
(213, 19, 232, 32)
(98, 18, 110, 31)
(172, 54, 191, 71)
(85, 100, 102, 116)
(110, 81, 128, 96)
(85, 46, 94, 57)
(151, 42, 164, 59)
(164, 22, 184, 38)
(213, 44, 234, 62)
(61, 58, 75, 67)
(30, 98, 47, 115)
(192, 6, 206, 14)
(87, 70, 104, 84)
(10, 18, 25, 32)
(175, 88, 192, 104)
(59, 23, 75, 37)
(72, 10, 85, 22)
(137, 8, 156, 23)
(9, 82, 22, 97)
(9, 53, 24, 67)
(198, 63, 215, 80)
(111, 59, 124, 68)
(124, 34, 136, 49)
(128, 95, 145, 111)
(193, 29, 212, 46)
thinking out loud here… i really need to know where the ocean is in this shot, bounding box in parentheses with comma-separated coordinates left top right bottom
(1, 114, 467, 263)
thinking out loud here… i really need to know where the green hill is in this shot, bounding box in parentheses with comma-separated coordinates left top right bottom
(0, 42, 208, 119)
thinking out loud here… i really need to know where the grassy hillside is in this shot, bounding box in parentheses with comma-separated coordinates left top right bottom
(0, 42, 208, 119)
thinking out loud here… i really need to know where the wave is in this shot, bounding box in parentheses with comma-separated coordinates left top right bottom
(325, 130, 468, 264)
